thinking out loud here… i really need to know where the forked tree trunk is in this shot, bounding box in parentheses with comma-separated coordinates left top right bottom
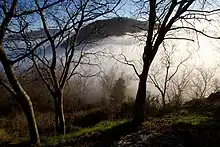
(53, 89, 65, 135)
(0, 50, 40, 144)
(133, 42, 157, 124)
(132, 0, 195, 126)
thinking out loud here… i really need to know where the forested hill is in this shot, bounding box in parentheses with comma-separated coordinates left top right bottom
(6, 17, 149, 45)
(77, 17, 148, 41)
(62, 17, 149, 46)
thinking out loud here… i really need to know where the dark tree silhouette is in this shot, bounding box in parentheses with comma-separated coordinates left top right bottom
(132, 0, 220, 124)
(0, 0, 64, 144)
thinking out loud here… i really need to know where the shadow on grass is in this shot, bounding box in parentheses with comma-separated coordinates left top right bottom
(66, 118, 220, 147)
(56, 120, 139, 147)
(139, 119, 220, 147)
(91, 121, 139, 147)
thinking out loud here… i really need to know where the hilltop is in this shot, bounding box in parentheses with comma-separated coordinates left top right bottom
(61, 17, 149, 47)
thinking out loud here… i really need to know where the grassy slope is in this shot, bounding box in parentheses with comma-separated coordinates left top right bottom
(1, 113, 220, 146)
(41, 119, 127, 146)
(41, 113, 218, 146)
(2, 95, 220, 146)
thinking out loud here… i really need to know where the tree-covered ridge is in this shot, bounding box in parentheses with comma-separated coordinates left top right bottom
(61, 17, 149, 47)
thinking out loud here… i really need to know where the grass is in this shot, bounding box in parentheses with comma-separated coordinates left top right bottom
(0, 129, 11, 144)
(42, 119, 127, 146)
(142, 114, 220, 147)
(0, 103, 215, 146)
(143, 113, 210, 132)
(170, 114, 209, 125)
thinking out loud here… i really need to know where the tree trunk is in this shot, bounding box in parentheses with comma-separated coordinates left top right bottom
(54, 89, 65, 135)
(19, 94, 40, 144)
(162, 94, 166, 109)
(133, 76, 147, 124)
(54, 98, 59, 134)
(133, 62, 151, 124)
(0, 51, 40, 144)
(58, 91, 65, 134)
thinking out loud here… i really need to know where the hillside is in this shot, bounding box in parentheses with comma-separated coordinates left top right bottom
(76, 17, 147, 42)
(6, 29, 60, 41)
(2, 91, 220, 146)
(62, 17, 149, 47)
(6, 17, 148, 43)
(40, 92, 220, 146)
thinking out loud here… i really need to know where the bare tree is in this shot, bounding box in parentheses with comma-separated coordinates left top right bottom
(29, 0, 121, 135)
(189, 67, 217, 99)
(100, 64, 118, 105)
(148, 42, 192, 108)
(212, 77, 220, 93)
(167, 67, 192, 107)
(131, 0, 220, 124)
(0, 0, 64, 144)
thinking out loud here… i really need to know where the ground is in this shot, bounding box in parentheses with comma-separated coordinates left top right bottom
(38, 114, 220, 147)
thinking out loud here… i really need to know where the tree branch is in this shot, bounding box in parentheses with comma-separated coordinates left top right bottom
(0, 78, 16, 96)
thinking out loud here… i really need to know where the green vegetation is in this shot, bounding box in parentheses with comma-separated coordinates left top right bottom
(1, 99, 220, 146)
(41, 113, 217, 146)
(0, 129, 10, 144)
(42, 120, 127, 146)
(142, 114, 210, 132)
(171, 114, 209, 125)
